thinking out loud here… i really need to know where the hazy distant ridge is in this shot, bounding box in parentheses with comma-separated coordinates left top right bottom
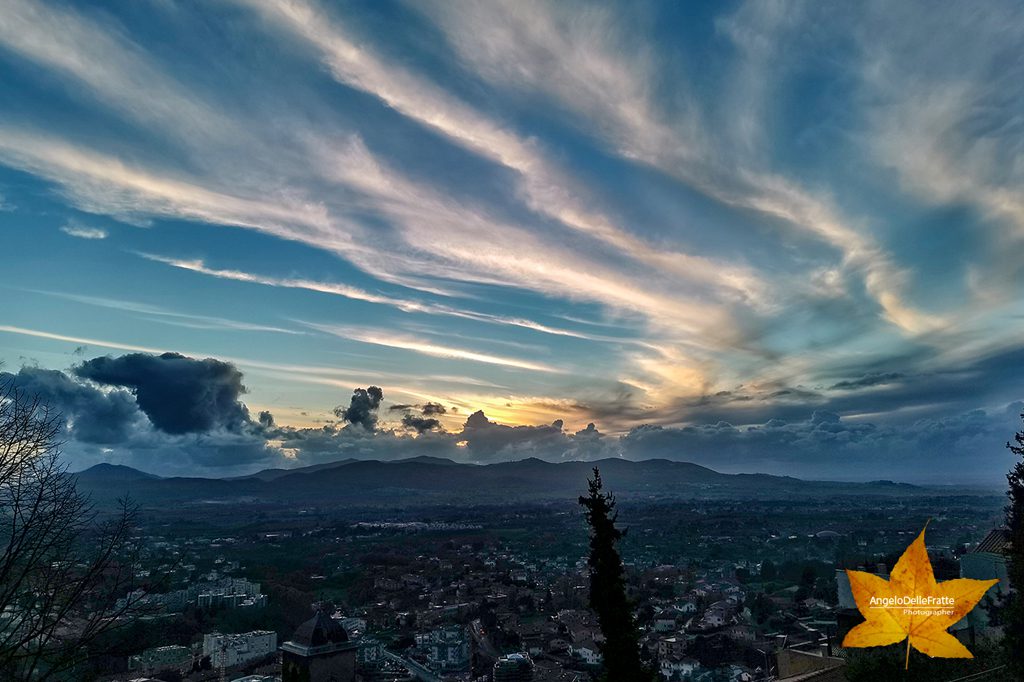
(71, 456, 930, 507)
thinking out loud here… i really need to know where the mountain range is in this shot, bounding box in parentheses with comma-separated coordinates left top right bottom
(71, 456, 927, 508)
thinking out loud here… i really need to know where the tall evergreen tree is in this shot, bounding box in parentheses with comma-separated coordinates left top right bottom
(579, 468, 651, 681)
(1005, 411, 1024, 678)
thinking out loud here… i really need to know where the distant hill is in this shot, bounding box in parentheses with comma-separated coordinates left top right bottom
(234, 458, 361, 482)
(70, 456, 932, 508)
(74, 463, 161, 483)
(388, 455, 462, 466)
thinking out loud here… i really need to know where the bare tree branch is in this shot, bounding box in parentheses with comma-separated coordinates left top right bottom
(0, 379, 142, 679)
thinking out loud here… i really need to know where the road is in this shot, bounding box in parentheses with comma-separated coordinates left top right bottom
(469, 619, 500, 660)
(383, 650, 442, 682)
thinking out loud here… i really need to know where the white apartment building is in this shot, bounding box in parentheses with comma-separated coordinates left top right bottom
(203, 630, 277, 668)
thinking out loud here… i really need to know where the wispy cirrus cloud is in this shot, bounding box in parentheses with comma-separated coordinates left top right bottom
(31, 290, 301, 335)
(304, 321, 566, 374)
(60, 221, 107, 240)
(0, 126, 337, 240)
(0, 0, 234, 146)
(1, 0, 1023, 480)
(139, 253, 628, 343)
(850, 1, 1024, 304)
(316, 136, 732, 334)
(234, 0, 768, 310)
(0, 325, 168, 355)
(0, 0, 734, 413)
(0, 109, 731, 354)
(416, 0, 941, 335)
(139, 253, 421, 310)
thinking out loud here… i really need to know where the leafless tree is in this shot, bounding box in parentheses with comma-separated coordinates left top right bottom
(0, 378, 142, 679)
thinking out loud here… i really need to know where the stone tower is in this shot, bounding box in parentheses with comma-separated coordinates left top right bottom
(281, 609, 358, 682)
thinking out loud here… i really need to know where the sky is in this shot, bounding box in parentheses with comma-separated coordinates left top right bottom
(1, 0, 1023, 483)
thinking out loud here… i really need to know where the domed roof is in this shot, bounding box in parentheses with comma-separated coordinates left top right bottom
(290, 609, 349, 647)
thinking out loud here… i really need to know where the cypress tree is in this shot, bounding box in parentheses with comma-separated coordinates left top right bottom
(1005, 411, 1024, 678)
(579, 467, 651, 681)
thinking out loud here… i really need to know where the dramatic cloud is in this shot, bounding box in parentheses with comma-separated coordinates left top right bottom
(421, 402, 447, 416)
(459, 409, 569, 461)
(562, 422, 619, 461)
(274, 407, 619, 465)
(393, 401, 449, 433)
(3, 351, 1019, 483)
(2, 1, 1023, 481)
(333, 386, 384, 431)
(1, 361, 278, 476)
(1, 366, 142, 444)
(401, 414, 442, 433)
(74, 352, 251, 434)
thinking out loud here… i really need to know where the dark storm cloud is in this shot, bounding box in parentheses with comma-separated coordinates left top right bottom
(388, 399, 448, 432)
(333, 386, 384, 430)
(401, 414, 442, 433)
(389, 401, 448, 415)
(421, 402, 447, 416)
(1, 361, 282, 477)
(258, 410, 275, 428)
(74, 352, 251, 434)
(1, 366, 142, 444)
(376, 395, 448, 432)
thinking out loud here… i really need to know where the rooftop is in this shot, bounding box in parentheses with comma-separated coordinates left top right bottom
(972, 528, 1011, 554)
(281, 609, 357, 657)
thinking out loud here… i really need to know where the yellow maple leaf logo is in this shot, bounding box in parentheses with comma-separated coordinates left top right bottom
(842, 523, 999, 668)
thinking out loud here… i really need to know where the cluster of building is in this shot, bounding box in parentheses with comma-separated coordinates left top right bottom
(128, 630, 277, 677)
(115, 506, 1009, 682)
(415, 625, 470, 672)
(118, 576, 266, 613)
(205, 631, 279, 669)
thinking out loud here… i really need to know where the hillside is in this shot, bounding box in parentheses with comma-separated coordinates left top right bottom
(71, 456, 927, 508)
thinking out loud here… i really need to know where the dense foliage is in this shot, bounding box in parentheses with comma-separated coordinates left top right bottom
(579, 468, 653, 682)
(1005, 411, 1024, 679)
